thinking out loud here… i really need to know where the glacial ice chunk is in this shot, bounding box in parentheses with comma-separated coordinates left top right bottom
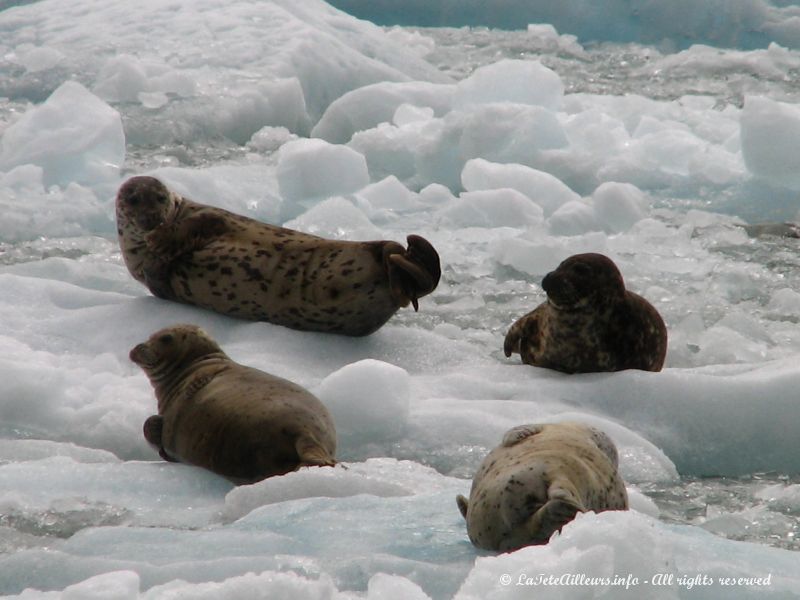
(316, 359, 411, 452)
(0, 82, 124, 187)
(741, 95, 800, 190)
(438, 189, 545, 229)
(592, 182, 650, 233)
(276, 138, 370, 207)
(454, 60, 564, 111)
(461, 158, 580, 216)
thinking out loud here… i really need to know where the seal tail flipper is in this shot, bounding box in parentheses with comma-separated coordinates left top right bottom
(525, 483, 586, 544)
(295, 435, 337, 468)
(456, 494, 469, 520)
(386, 234, 441, 311)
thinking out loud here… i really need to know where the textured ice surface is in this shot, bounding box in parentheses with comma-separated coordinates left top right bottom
(2, 0, 800, 598)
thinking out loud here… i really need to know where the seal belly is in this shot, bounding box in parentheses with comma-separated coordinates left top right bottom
(172, 236, 398, 335)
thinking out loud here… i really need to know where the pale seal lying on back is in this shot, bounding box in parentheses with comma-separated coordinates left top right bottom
(457, 422, 628, 552)
(116, 176, 441, 336)
(504, 253, 667, 373)
(130, 324, 337, 484)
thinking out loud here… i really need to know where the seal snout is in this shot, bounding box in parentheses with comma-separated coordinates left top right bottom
(129, 341, 161, 369)
(542, 270, 576, 307)
(541, 270, 557, 294)
(129, 342, 148, 365)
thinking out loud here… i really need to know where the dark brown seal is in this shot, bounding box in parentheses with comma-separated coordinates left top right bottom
(130, 324, 337, 484)
(504, 253, 667, 373)
(456, 422, 628, 552)
(115, 176, 441, 336)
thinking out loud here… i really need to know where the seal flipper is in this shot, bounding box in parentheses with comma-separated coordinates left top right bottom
(146, 212, 230, 257)
(503, 309, 542, 364)
(525, 481, 585, 544)
(386, 234, 441, 310)
(143, 212, 231, 300)
(143, 415, 178, 463)
(587, 426, 620, 468)
(143, 415, 163, 447)
(295, 435, 336, 469)
(142, 262, 177, 300)
(456, 494, 469, 520)
(501, 424, 545, 447)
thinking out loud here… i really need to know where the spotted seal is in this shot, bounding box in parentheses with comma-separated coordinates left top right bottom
(456, 422, 628, 552)
(115, 176, 441, 336)
(503, 253, 667, 373)
(130, 324, 337, 484)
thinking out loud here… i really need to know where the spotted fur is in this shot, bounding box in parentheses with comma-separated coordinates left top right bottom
(116, 176, 441, 336)
(130, 324, 337, 484)
(503, 253, 667, 373)
(456, 422, 628, 552)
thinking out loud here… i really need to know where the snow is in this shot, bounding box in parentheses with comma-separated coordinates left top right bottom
(2, 0, 800, 598)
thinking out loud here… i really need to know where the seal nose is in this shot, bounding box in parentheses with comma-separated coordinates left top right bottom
(129, 343, 146, 364)
(541, 271, 557, 294)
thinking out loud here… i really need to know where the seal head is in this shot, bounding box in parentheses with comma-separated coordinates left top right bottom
(541, 253, 625, 310)
(117, 176, 178, 232)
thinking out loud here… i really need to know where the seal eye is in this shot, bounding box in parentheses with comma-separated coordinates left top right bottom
(158, 334, 174, 345)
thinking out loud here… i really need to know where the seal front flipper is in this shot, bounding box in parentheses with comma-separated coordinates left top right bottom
(386, 234, 441, 311)
(143, 213, 230, 300)
(456, 494, 469, 520)
(503, 311, 541, 364)
(142, 261, 177, 300)
(146, 212, 230, 258)
(142, 415, 178, 463)
(295, 435, 337, 468)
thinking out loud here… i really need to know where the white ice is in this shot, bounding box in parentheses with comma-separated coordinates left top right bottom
(1, 0, 800, 598)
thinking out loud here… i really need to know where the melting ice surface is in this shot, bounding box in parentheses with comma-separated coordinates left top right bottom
(1, 0, 800, 598)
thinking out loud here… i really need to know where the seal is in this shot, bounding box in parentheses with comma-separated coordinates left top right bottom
(503, 253, 667, 373)
(130, 323, 337, 484)
(115, 176, 441, 336)
(456, 422, 628, 552)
